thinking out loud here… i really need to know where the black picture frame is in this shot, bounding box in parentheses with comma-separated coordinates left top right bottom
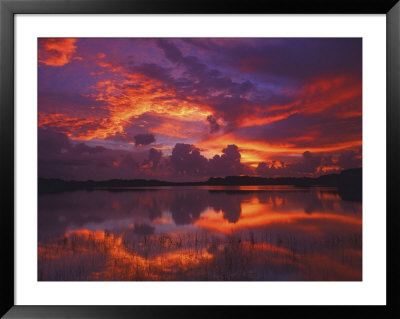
(1, 0, 399, 318)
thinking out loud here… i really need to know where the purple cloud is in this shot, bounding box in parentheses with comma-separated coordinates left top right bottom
(208, 145, 243, 177)
(170, 143, 208, 176)
(206, 115, 220, 133)
(169, 143, 244, 178)
(143, 148, 163, 170)
(134, 134, 156, 146)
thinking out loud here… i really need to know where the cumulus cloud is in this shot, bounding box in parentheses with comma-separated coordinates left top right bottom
(292, 151, 322, 174)
(256, 161, 285, 177)
(38, 128, 145, 180)
(256, 150, 361, 178)
(134, 134, 156, 146)
(170, 143, 208, 176)
(256, 151, 324, 177)
(142, 148, 163, 170)
(208, 145, 242, 177)
(169, 143, 243, 178)
(38, 38, 362, 181)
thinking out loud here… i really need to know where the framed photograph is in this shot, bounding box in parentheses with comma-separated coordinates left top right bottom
(1, 0, 399, 318)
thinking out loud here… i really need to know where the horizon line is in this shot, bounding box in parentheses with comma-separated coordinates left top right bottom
(38, 167, 362, 184)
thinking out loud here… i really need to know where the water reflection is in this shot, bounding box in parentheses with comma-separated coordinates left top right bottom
(38, 186, 362, 281)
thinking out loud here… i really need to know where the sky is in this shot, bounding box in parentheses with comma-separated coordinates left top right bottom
(38, 38, 362, 181)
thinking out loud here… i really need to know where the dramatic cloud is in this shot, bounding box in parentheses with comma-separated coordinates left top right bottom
(169, 143, 244, 178)
(170, 144, 208, 176)
(208, 145, 243, 177)
(38, 38, 362, 180)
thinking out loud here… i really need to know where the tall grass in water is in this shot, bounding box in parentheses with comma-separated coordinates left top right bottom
(38, 229, 361, 281)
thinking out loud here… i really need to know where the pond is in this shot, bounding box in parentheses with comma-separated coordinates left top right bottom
(38, 186, 362, 281)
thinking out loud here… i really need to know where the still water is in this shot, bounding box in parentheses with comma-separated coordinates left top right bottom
(38, 186, 362, 281)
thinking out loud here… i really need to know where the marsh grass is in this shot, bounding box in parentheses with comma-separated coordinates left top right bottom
(38, 229, 361, 281)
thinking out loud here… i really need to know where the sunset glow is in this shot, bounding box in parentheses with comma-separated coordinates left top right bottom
(38, 38, 362, 181)
(38, 188, 362, 281)
(38, 38, 362, 282)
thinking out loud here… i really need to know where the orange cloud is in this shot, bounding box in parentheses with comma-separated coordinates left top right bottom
(238, 76, 361, 130)
(39, 38, 78, 67)
(37, 41, 361, 175)
(197, 133, 292, 162)
(65, 71, 212, 141)
(301, 77, 361, 115)
(148, 117, 205, 139)
(197, 132, 361, 165)
(238, 110, 298, 128)
(38, 111, 108, 140)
